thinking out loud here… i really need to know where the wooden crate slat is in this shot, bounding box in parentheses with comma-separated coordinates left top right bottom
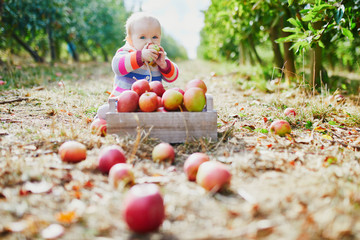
(106, 94, 218, 143)
(107, 111, 217, 143)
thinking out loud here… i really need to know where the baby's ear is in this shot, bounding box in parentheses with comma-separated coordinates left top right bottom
(126, 36, 132, 44)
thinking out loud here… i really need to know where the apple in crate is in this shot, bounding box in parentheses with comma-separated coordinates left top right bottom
(98, 145, 127, 174)
(152, 142, 175, 163)
(139, 92, 158, 112)
(109, 163, 135, 188)
(184, 87, 206, 112)
(270, 120, 291, 137)
(196, 161, 231, 192)
(59, 141, 87, 163)
(117, 90, 139, 112)
(284, 108, 296, 117)
(171, 87, 185, 96)
(185, 79, 207, 94)
(162, 89, 183, 111)
(90, 118, 107, 136)
(131, 79, 150, 96)
(123, 183, 165, 233)
(184, 153, 210, 181)
(157, 96, 163, 108)
(149, 81, 165, 97)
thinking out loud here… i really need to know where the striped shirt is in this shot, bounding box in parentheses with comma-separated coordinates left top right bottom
(110, 43, 179, 97)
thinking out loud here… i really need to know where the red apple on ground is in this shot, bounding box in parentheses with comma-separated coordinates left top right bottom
(98, 145, 127, 174)
(117, 90, 139, 112)
(109, 163, 135, 188)
(185, 79, 207, 94)
(184, 153, 210, 181)
(184, 87, 206, 112)
(171, 87, 185, 95)
(152, 142, 175, 163)
(162, 89, 183, 111)
(59, 141, 87, 163)
(284, 108, 296, 117)
(196, 161, 231, 192)
(335, 94, 345, 103)
(149, 81, 165, 97)
(131, 79, 150, 96)
(90, 118, 107, 136)
(139, 92, 158, 112)
(270, 120, 291, 137)
(123, 183, 165, 233)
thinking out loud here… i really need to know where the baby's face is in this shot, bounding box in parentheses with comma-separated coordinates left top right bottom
(129, 18, 161, 50)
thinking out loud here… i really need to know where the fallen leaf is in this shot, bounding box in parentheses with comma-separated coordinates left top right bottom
(322, 134, 333, 140)
(41, 224, 65, 239)
(5, 220, 27, 232)
(24, 181, 53, 194)
(314, 126, 327, 133)
(56, 211, 77, 224)
(136, 176, 170, 184)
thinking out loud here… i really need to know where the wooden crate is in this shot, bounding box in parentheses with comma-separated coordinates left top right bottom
(106, 94, 217, 143)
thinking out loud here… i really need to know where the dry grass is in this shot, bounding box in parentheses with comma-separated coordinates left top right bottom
(1, 60, 360, 239)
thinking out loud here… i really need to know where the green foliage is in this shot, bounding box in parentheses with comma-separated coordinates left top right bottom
(279, 0, 359, 54)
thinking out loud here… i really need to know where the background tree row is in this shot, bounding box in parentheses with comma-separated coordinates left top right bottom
(0, 0, 188, 64)
(199, 0, 360, 90)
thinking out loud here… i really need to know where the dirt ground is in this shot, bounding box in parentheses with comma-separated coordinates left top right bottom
(1, 60, 360, 240)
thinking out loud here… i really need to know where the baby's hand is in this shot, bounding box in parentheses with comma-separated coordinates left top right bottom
(141, 47, 159, 63)
(155, 46, 167, 69)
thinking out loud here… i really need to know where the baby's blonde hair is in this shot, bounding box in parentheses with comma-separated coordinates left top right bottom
(125, 12, 161, 38)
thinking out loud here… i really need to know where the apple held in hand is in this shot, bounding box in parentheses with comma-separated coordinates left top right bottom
(98, 145, 127, 174)
(196, 161, 231, 192)
(184, 87, 206, 112)
(149, 81, 165, 97)
(90, 118, 107, 136)
(139, 92, 158, 112)
(131, 79, 150, 96)
(185, 79, 207, 94)
(59, 141, 87, 163)
(270, 120, 291, 137)
(152, 142, 175, 163)
(162, 89, 183, 111)
(123, 183, 165, 233)
(284, 108, 296, 117)
(184, 153, 210, 181)
(109, 163, 135, 188)
(117, 90, 139, 112)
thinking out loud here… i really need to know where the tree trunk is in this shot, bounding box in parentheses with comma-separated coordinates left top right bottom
(280, 13, 296, 84)
(79, 41, 96, 61)
(238, 41, 246, 65)
(248, 35, 263, 65)
(98, 43, 108, 62)
(11, 33, 44, 62)
(0, 0, 4, 17)
(47, 13, 56, 63)
(310, 21, 324, 91)
(269, 25, 284, 71)
(66, 40, 79, 62)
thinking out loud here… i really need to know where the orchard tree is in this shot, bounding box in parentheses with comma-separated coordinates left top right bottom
(199, 0, 298, 83)
(277, 0, 360, 89)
